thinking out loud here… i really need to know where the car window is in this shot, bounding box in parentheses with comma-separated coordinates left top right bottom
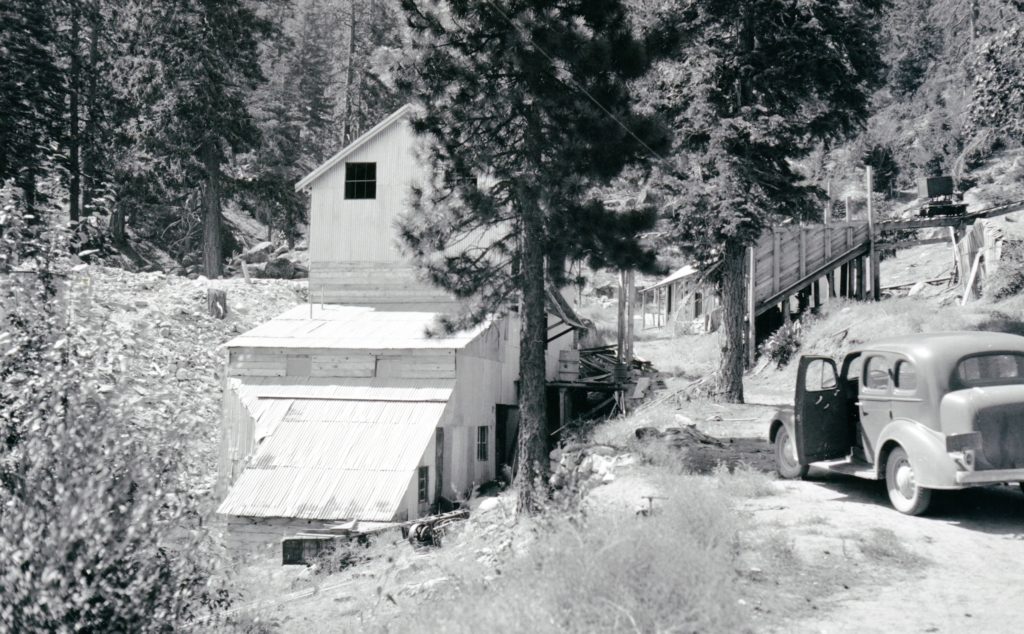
(955, 353, 1024, 387)
(894, 360, 917, 391)
(804, 359, 839, 392)
(863, 356, 891, 391)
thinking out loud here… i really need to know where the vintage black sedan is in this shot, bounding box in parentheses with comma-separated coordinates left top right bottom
(769, 331, 1024, 515)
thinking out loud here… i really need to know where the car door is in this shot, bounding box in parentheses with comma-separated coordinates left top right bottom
(858, 354, 893, 461)
(795, 356, 852, 463)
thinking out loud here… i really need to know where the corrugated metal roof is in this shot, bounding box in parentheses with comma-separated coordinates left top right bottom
(226, 304, 485, 351)
(648, 264, 698, 290)
(218, 384, 450, 522)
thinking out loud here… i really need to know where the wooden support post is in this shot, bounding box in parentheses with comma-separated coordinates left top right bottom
(747, 246, 756, 367)
(840, 263, 849, 297)
(812, 280, 821, 309)
(207, 288, 228, 319)
(856, 257, 866, 301)
(625, 270, 635, 365)
(640, 289, 646, 330)
(826, 177, 832, 225)
(782, 297, 791, 323)
(866, 166, 880, 300)
(845, 196, 852, 222)
(617, 270, 626, 360)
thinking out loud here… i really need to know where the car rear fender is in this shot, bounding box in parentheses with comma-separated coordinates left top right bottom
(876, 419, 959, 489)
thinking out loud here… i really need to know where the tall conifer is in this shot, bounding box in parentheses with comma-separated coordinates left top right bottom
(397, 0, 666, 512)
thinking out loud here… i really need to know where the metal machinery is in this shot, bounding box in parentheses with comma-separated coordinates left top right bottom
(918, 176, 967, 217)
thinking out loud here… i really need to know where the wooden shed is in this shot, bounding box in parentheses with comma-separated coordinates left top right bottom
(640, 265, 719, 331)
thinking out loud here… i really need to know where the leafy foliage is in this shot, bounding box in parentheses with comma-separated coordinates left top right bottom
(0, 188, 228, 631)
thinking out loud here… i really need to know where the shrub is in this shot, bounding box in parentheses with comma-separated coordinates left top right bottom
(1, 194, 227, 632)
(986, 238, 1024, 300)
(760, 320, 803, 369)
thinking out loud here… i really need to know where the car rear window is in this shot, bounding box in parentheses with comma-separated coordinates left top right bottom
(954, 353, 1024, 387)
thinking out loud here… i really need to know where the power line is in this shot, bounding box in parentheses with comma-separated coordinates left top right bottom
(480, 0, 667, 162)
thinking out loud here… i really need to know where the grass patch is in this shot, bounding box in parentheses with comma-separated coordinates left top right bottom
(376, 476, 754, 634)
(855, 528, 927, 568)
(712, 462, 778, 498)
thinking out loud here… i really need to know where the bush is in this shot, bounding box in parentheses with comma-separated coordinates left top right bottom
(986, 238, 1024, 300)
(1, 193, 227, 632)
(760, 320, 803, 369)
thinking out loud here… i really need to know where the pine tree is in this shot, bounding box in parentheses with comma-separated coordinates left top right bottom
(397, 0, 666, 513)
(133, 0, 272, 276)
(0, 0, 64, 216)
(645, 0, 885, 403)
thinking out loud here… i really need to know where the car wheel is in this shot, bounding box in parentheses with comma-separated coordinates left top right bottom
(885, 446, 932, 515)
(774, 425, 808, 479)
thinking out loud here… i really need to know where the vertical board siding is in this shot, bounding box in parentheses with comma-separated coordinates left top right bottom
(309, 118, 421, 264)
(751, 222, 872, 313)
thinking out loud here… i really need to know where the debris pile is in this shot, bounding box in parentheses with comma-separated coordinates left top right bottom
(548, 444, 632, 492)
(68, 266, 303, 496)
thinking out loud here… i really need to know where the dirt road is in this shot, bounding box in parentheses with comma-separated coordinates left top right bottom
(752, 469, 1024, 633)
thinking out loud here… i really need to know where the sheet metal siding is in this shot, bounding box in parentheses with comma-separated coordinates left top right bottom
(310, 118, 421, 264)
(217, 398, 449, 521)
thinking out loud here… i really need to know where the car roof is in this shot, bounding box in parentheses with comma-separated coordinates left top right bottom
(849, 331, 1024, 367)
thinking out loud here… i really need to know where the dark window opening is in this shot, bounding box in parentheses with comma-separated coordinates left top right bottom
(477, 426, 489, 461)
(417, 466, 429, 504)
(345, 162, 376, 199)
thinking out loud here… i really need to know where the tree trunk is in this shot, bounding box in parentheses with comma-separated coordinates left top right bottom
(340, 0, 357, 144)
(110, 205, 126, 244)
(717, 241, 747, 403)
(68, 3, 81, 223)
(201, 141, 223, 278)
(82, 9, 100, 216)
(207, 288, 228, 319)
(514, 192, 549, 515)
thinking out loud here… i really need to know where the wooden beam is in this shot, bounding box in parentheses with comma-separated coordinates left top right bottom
(876, 237, 951, 250)
(747, 246, 756, 368)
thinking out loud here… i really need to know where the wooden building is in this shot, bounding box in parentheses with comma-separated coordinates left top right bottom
(640, 265, 719, 331)
(217, 106, 582, 545)
(294, 104, 457, 310)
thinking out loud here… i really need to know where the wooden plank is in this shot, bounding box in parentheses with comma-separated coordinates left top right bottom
(772, 231, 781, 294)
(798, 227, 806, 278)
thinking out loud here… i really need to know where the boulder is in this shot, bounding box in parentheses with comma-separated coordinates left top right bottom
(264, 256, 296, 279)
(291, 261, 309, 279)
(241, 241, 274, 264)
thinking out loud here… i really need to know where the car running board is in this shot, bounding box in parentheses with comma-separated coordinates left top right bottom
(816, 458, 880, 480)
